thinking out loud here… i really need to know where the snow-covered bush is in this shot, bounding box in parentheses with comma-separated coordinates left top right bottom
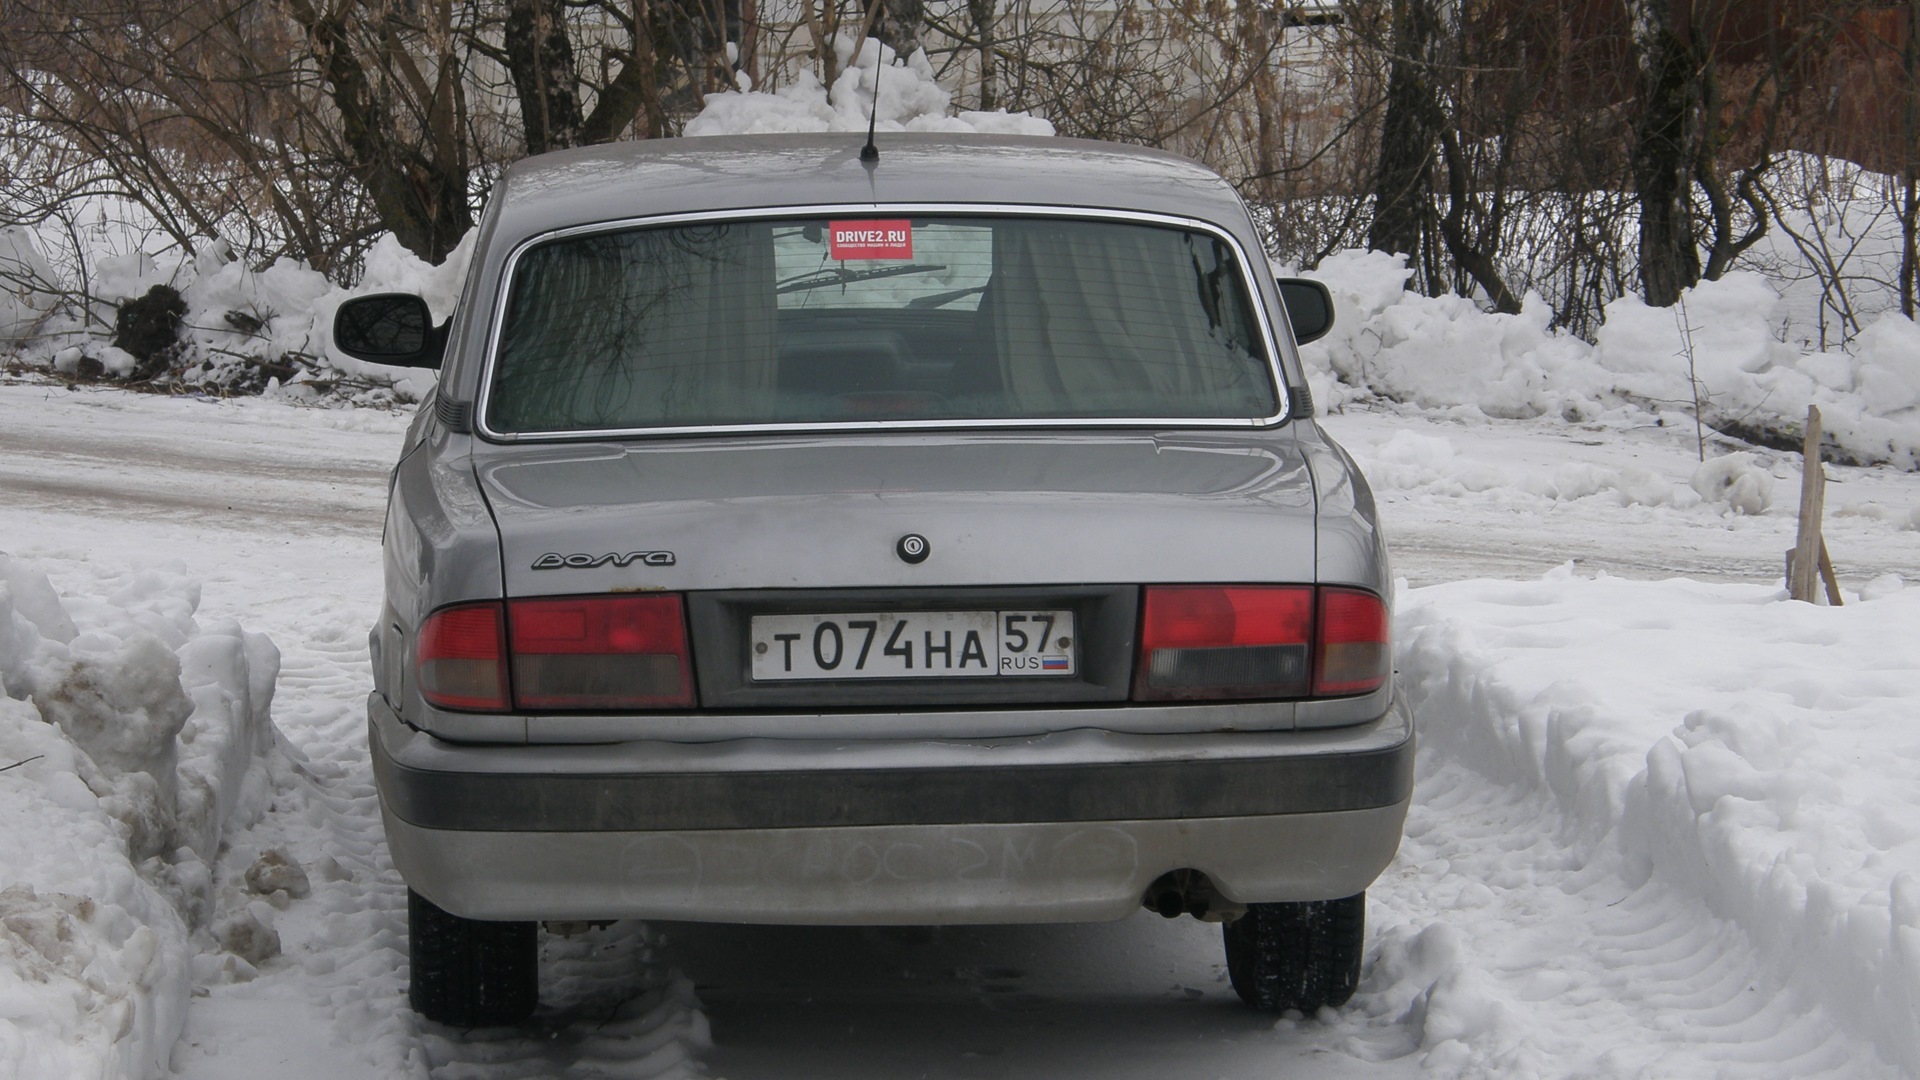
(0, 38, 1044, 404)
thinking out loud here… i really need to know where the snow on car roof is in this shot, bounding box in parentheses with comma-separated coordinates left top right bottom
(484, 133, 1250, 241)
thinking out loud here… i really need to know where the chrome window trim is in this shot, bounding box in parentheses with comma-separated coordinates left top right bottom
(473, 203, 1295, 443)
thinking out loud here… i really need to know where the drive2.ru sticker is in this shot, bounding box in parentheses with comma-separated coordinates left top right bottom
(829, 220, 913, 260)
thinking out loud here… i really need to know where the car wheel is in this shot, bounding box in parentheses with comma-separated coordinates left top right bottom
(1222, 892, 1365, 1012)
(407, 888, 539, 1026)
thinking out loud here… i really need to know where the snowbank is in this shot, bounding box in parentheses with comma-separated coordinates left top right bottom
(1396, 568, 1920, 1073)
(1, 232, 462, 406)
(1598, 279, 1920, 469)
(685, 36, 1053, 138)
(0, 556, 277, 1079)
(1301, 249, 1920, 468)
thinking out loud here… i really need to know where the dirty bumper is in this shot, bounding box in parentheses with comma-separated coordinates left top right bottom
(370, 694, 1414, 924)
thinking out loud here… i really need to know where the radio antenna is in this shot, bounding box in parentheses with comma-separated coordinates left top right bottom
(860, 41, 882, 162)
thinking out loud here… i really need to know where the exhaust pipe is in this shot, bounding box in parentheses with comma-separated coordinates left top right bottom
(1142, 870, 1245, 922)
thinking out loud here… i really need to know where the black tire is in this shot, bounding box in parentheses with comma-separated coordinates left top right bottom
(1222, 892, 1365, 1013)
(407, 888, 539, 1026)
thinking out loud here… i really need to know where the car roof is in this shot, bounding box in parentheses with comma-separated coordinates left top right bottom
(485, 133, 1252, 241)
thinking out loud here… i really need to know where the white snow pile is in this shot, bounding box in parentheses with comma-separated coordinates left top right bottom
(0, 555, 277, 1079)
(0, 229, 466, 407)
(685, 36, 1053, 138)
(1688, 450, 1777, 515)
(0, 227, 60, 346)
(1390, 568, 1920, 1073)
(1358, 426, 1694, 511)
(1299, 249, 1920, 469)
(1351, 424, 1816, 520)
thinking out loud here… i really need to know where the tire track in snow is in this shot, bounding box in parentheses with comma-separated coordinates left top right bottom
(0, 454, 385, 534)
(1330, 757, 1901, 1077)
(0, 383, 393, 534)
(0, 427, 391, 487)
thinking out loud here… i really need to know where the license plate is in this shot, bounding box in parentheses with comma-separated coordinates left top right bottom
(749, 610, 1076, 680)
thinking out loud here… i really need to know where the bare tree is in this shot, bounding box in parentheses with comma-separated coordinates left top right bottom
(503, 0, 584, 154)
(1625, 0, 1862, 307)
(1, 0, 1907, 359)
(281, 0, 476, 264)
(1626, 0, 1705, 307)
(0, 0, 743, 271)
(1900, 0, 1918, 316)
(1366, 0, 1438, 273)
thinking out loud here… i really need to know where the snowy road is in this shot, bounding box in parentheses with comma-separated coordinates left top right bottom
(4, 381, 1915, 1078)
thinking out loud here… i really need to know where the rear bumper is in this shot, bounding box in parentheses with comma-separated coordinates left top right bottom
(371, 693, 1413, 923)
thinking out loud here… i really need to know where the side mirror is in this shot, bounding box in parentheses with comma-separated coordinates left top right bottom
(333, 293, 444, 369)
(1277, 278, 1335, 345)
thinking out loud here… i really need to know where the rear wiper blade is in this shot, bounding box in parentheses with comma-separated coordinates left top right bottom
(906, 284, 988, 309)
(777, 263, 948, 295)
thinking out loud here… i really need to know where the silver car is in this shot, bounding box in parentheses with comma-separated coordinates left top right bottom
(334, 133, 1410, 1027)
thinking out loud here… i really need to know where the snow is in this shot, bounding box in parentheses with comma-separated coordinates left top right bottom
(1391, 571, 1920, 1073)
(2, 232, 459, 409)
(684, 36, 1054, 139)
(1689, 451, 1776, 514)
(1, 361, 1914, 1078)
(0, 556, 275, 1079)
(0, 227, 58, 344)
(1300, 250, 1920, 469)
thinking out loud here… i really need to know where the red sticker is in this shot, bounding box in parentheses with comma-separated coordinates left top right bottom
(828, 220, 913, 260)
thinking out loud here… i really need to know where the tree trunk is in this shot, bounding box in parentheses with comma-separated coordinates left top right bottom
(1629, 0, 1702, 308)
(287, 0, 473, 264)
(578, 0, 659, 143)
(1367, 0, 1439, 273)
(736, 0, 760, 87)
(1436, 129, 1522, 314)
(969, 0, 996, 109)
(870, 0, 924, 57)
(505, 0, 583, 155)
(1903, 0, 1919, 317)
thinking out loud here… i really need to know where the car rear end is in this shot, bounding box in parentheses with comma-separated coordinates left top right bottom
(358, 135, 1410, 1022)
(373, 577, 1410, 925)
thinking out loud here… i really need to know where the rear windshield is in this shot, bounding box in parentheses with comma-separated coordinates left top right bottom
(486, 214, 1278, 434)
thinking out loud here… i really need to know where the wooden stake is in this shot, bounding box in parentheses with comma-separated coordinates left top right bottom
(1818, 539, 1844, 607)
(1790, 405, 1827, 604)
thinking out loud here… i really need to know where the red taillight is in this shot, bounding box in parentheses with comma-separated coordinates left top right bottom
(507, 594, 694, 709)
(417, 602, 510, 712)
(1314, 587, 1390, 696)
(1134, 586, 1314, 700)
(1132, 585, 1389, 701)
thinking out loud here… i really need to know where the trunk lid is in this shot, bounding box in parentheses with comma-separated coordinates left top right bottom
(473, 431, 1316, 596)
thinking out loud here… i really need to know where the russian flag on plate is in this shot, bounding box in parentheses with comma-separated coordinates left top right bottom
(1041, 656, 1070, 671)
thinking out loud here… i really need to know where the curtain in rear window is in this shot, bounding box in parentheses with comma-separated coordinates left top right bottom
(490, 223, 779, 431)
(485, 216, 1275, 433)
(987, 219, 1268, 417)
